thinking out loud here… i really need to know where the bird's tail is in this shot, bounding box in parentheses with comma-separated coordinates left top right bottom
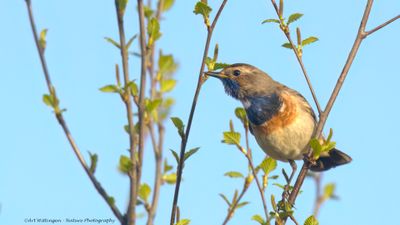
(309, 148, 352, 172)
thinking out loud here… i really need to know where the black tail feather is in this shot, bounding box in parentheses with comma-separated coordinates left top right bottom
(309, 148, 352, 172)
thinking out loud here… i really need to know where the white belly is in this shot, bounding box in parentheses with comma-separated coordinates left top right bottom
(253, 113, 315, 161)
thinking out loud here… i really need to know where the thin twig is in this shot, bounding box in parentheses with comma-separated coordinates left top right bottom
(169, 1, 229, 224)
(312, 173, 323, 218)
(364, 14, 400, 37)
(221, 186, 249, 225)
(242, 123, 269, 220)
(145, 2, 166, 224)
(137, 0, 148, 195)
(288, 214, 299, 225)
(246, 155, 270, 221)
(25, 0, 124, 223)
(147, 0, 164, 99)
(146, 123, 163, 225)
(285, 1, 389, 223)
(270, 0, 322, 115)
(115, 1, 139, 224)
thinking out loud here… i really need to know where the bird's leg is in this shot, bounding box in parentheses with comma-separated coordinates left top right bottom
(282, 160, 297, 203)
(287, 159, 297, 185)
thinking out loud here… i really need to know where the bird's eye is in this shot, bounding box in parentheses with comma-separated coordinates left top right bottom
(233, 70, 241, 76)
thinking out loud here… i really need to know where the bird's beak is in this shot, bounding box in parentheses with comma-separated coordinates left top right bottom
(205, 71, 229, 79)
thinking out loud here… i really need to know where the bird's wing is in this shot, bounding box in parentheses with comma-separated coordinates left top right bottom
(249, 124, 254, 135)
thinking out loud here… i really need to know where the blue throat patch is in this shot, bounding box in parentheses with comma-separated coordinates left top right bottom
(245, 93, 282, 126)
(221, 79, 240, 99)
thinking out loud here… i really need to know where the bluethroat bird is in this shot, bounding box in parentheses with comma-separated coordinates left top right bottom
(207, 63, 351, 177)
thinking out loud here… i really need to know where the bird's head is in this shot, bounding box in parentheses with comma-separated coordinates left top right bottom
(206, 63, 278, 99)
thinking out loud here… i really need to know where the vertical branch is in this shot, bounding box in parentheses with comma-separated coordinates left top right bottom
(144, 1, 169, 224)
(312, 173, 323, 217)
(170, 1, 229, 224)
(146, 124, 163, 225)
(26, 0, 123, 223)
(137, 0, 148, 189)
(245, 155, 269, 221)
(286, 0, 377, 219)
(115, 2, 137, 225)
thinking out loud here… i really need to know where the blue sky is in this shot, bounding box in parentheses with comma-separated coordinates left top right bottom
(1, 0, 400, 225)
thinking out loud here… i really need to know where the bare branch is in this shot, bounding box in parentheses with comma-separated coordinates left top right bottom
(312, 173, 323, 218)
(285, 0, 379, 221)
(169, 1, 229, 224)
(25, 0, 124, 223)
(246, 155, 269, 221)
(364, 14, 400, 37)
(146, 123, 163, 225)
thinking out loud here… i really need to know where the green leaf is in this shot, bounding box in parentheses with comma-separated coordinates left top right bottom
(99, 84, 120, 93)
(146, 99, 162, 112)
(287, 13, 303, 25)
(322, 141, 336, 153)
(118, 155, 133, 174)
(310, 138, 322, 159)
(269, 175, 279, 180)
(138, 183, 151, 202)
(123, 125, 130, 134)
(281, 42, 293, 49)
(205, 57, 215, 70)
(162, 173, 177, 184)
(171, 117, 185, 137)
(302, 36, 319, 46)
(170, 149, 180, 164)
(304, 215, 319, 225)
(126, 34, 137, 50)
(158, 53, 177, 75)
(222, 131, 241, 145)
(116, 0, 128, 15)
(162, 0, 175, 12)
(184, 147, 200, 161)
(104, 37, 121, 49)
(174, 219, 190, 225)
(327, 128, 334, 143)
(310, 138, 322, 152)
(259, 157, 277, 175)
(193, 1, 212, 19)
(160, 79, 177, 92)
(147, 18, 162, 47)
(39, 28, 48, 51)
(144, 6, 154, 18)
(323, 183, 335, 200)
(219, 193, 231, 206)
(236, 201, 249, 209)
(213, 43, 219, 61)
(224, 171, 244, 178)
(88, 151, 98, 174)
(251, 214, 265, 224)
(193, 1, 212, 26)
(42, 94, 54, 107)
(235, 107, 247, 124)
(271, 194, 277, 211)
(214, 62, 230, 70)
(127, 80, 138, 96)
(107, 196, 115, 205)
(164, 159, 173, 173)
(262, 19, 280, 24)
